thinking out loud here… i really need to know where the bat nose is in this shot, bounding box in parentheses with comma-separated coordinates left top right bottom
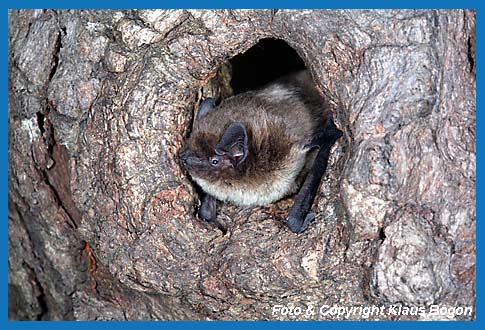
(179, 147, 203, 167)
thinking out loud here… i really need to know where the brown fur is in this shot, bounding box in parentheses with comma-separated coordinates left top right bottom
(182, 70, 330, 206)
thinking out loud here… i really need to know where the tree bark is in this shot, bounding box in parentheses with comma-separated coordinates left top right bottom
(8, 9, 475, 320)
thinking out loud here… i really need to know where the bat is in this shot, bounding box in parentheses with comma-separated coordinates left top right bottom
(180, 70, 342, 233)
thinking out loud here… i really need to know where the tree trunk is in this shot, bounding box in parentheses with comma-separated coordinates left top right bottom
(8, 9, 475, 320)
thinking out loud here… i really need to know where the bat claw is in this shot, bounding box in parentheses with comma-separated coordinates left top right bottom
(286, 212, 316, 233)
(198, 207, 215, 222)
(198, 193, 217, 222)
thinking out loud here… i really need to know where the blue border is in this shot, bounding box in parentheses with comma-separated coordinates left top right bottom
(2, 0, 481, 9)
(3, 1, 480, 329)
(2, 1, 7, 327)
(0, 320, 481, 329)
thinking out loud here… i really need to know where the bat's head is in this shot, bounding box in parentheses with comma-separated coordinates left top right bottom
(180, 99, 248, 181)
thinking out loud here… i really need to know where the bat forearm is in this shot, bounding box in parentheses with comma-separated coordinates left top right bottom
(286, 125, 342, 233)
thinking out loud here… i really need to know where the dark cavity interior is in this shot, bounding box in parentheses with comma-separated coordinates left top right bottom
(229, 38, 306, 94)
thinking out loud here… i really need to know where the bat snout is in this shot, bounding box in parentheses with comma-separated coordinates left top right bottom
(179, 147, 204, 169)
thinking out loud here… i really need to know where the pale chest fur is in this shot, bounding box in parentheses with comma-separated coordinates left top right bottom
(192, 148, 308, 206)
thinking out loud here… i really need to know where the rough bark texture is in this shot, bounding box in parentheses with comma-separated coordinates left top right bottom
(8, 10, 475, 320)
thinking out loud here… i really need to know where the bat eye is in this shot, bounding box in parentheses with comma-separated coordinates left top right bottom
(210, 157, 219, 166)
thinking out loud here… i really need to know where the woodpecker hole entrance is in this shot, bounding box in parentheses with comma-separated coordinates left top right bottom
(229, 38, 306, 94)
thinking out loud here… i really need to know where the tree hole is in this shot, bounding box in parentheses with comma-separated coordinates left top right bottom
(228, 38, 306, 94)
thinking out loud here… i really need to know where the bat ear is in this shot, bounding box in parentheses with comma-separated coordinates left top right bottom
(216, 122, 248, 166)
(197, 98, 216, 119)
